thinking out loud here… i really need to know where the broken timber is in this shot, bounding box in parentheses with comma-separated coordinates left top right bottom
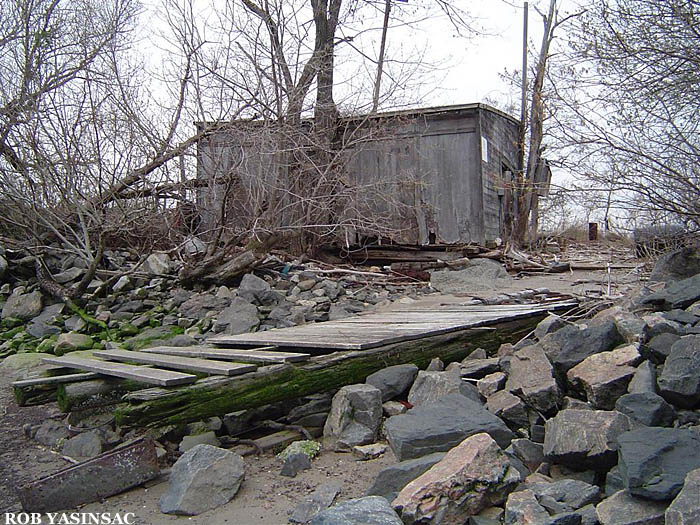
(18, 437, 160, 513)
(141, 345, 310, 363)
(92, 349, 258, 376)
(114, 300, 575, 428)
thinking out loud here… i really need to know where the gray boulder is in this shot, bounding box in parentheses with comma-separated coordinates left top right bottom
(614, 392, 676, 427)
(144, 253, 171, 275)
(486, 390, 529, 429)
(366, 452, 445, 502)
(544, 409, 630, 470)
(407, 368, 480, 406)
(365, 364, 419, 402)
(478, 372, 506, 398)
(643, 332, 680, 363)
(627, 361, 657, 394)
(160, 444, 245, 515)
(280, 452, 311, 477)
(0, 253, 6, 280)
(393, 433, 521, 524)
(658, 335, 700, 408)
(429, 259, 512, 293)
(460, 357, 500, 379)
(2, 290, 43, 321)
(535, 315, 567, 340)
(290, 483, 342, 524)
(649, 246, 700, 283)
(179, 431, 220, 453)
(384, 394, 513, 461)
(596, 490, 666, 525)
(526, 479, 601, 511)
(214, 297, 260, 335)
(34, 420, 70, 448)
(61, 431, 102, 459)
(323, 384, 382, 451)
(502, 344, 560, 414)
(566, 344, 641, 410)
(508, 439, 544, 472)
(641, 273, 700, 310)
(309, 496, 403, 525)
(178, 293, 230, 319)
(504, 489, 551, 524)
(54, 332, 94, 355)
(617, 427, 700, 500)
(237, 273, 280, 306)
(666, 467, 700, 525)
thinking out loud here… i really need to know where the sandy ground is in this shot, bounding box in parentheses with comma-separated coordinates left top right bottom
(0, 262, 647, 524)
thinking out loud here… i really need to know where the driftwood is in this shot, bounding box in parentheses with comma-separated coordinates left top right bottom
(178, 249, 266, 286)
(114, 316, 542, 428)
(57, 378, 144, 412)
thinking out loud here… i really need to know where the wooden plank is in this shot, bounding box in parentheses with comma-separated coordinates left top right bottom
(18, 438, 160, 513)
(142, 346, 311, 363)
(12, 372, 99, 388)
(92, 349, 257, 376)
(41, 356, 197, 386)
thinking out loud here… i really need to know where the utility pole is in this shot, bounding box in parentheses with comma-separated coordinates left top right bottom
(371, 0, 392, 113)
(519, 1, 529, 174)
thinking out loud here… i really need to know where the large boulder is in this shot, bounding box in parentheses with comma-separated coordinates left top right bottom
(237, 273, 280, 306)
(54, 332, 94, 355)
(365, 364, 419, 402)
(393, 433, 521, 524)
(525, 479, 601, 511)
(595, 490, 666, 525)
(503, 489, 552, 524)
(366, 453, 445, 503)
(144, 253, 171, 275)
(617, 427, 700, 501)
(542, 321, 623, 378)
(323, 384, 382, 451)
(214, 297, 260, 335)
(407, 368, 480, 406)
(566, 344, 641, 410)
(159, 444, 245, 515)
(649, 246, 700, 283)
(429, 259, 512, 293)
(614, 392, 676, 427)
(309, 496, 403, 525)
(658, 335, 700, 408)
(640, 273, 700, 310)
(384, 394, 513, 461)
(543, 409, 630, 470)
(666, 468, 700, 525)
(1, 290, 43, 321)
(486, 390, 529, 430)
(502, 344, 560, 414)
(627, 360, 657, 394)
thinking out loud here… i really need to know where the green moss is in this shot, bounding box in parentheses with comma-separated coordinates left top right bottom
(1, 317, 23, 330)
(278, 440, 321, 461)
(1, 326, 25, 341)
(117, 324, 139, 337)
(122, 325, 184, 351)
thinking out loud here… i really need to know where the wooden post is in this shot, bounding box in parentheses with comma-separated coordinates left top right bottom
(588, 222, 598, 241)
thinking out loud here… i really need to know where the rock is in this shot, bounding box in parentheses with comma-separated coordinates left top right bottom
(509, 439, 544, 472)
(0, 253, 6, 280)
(280, 452, 311, 477)
(34, 420, 70, 448)
(502, 344, 560, 414)
(615, 392, 676, 427)
(178, 293, 230, 319)
(290, 483, 342, 524)
(2, 290, 43, 321)
(237, 273, 280, 306)
(644, 332, 680, 363)
(666, 467, 700, 525)
(658, 335, 700, 408)
(628, 361, 657, 394)
(407, 369, 481, 406)
(323, 384, 382, 451)
(649, 246, 700, 283)
(365, 364, 419, 402)
(144, 253, 171, 275)
(352, 443, 388, 461)
(53, 267, 84, 284)
(543, 321, 623, 377)
(179, 431, 220, 453)
(478, 372, 506, 398)
(617, 427, 700, 500)
(535, 315, 567, 340)
(54, 332, 94, 355)
(310, 496, 403, 525)
(605, 466, 625, 497)
(595, 490, 666, 525)
(63, 315, 87, 333)
(382, 401, 408, 417)
(527, 479, 601, 511)
(613, 310, 647, 344)
(460, 357, 500, 379)
(566, 344, 641, 409)
(430, 259, 513, 293)
(278, 440, 321, 461)
(504, 489, 551, 524)
(159, 444, 245, 515)
(366, 453, 445, 502)
(214, 297, 260, 335)
(486, 390, 529, 429)
(384, 394, 513, 461)
(393, 433, 521, 524)
(426, 357, 444, 371)
(543, 409, 630, 470)
(112, 275, 132, 293)
(61, 431, 102, 459)
(641, 273, 700, 310)
(663, 309, 700, 326)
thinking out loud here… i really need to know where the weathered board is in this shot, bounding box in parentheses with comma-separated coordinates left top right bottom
(41, 356, 197, 386)
(141, 346, 311, 364)
(92, 349, 257, 376)
(208, 300, 577, 350)
(12, 372, 99, 388)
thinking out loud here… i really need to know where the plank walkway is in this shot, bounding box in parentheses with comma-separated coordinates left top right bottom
(208, 299, 577, 350)
(141, 346, 311, 363)
(92, 350, 258, 376)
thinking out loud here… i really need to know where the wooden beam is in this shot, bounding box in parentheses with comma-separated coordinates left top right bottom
(92, 349, 257, 376)
(12, 372, 99, 388)
(141, 346, 311, 364)
(114, 316, 544, 428)
(41, 356, 197, 386)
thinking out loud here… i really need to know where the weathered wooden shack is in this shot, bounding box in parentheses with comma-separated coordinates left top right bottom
(196, 103, 520, 246)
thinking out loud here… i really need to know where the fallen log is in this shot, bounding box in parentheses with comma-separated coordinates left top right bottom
(13, 372, 99, 407)
(57, 378, 145, 412)
(114, 316, 542, 428)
